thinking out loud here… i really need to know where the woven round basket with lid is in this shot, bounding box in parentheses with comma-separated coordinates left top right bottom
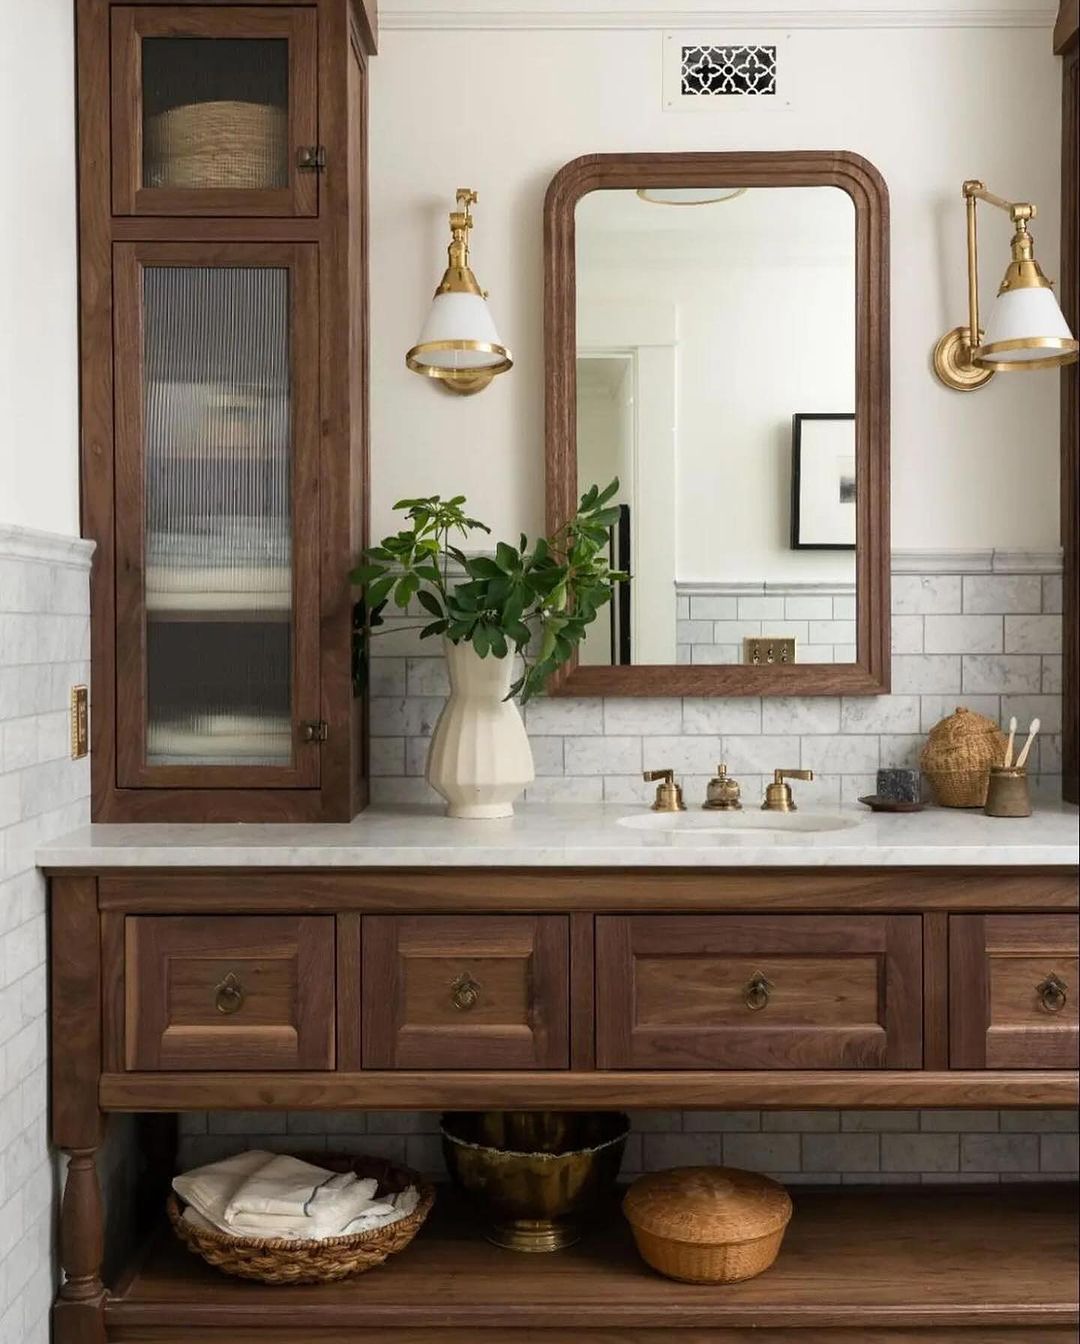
(622, 1166, 792, 1284)
(920, 706, 1007, 808)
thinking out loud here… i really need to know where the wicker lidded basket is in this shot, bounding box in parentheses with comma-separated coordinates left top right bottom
(144, 100, 288, 190)
(920, 706, 1007, 808)
(622, 1166, 792, 1285)
(167, 1155, 435, 1285)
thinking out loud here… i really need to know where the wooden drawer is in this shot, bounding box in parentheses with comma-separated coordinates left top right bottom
(951, 915, 1079, 1068)
(596, 915, 922, 1069)
(122, 916, 335, 1071)
(361, 916, 569, 1069)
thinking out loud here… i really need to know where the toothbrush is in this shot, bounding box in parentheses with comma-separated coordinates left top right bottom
(1014, 718, 1041, 770)
(1003, 715, 1017, 768)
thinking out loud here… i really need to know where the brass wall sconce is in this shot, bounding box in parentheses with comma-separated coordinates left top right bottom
(933, 179, 1078, 391)
(406, 188, 513, 396)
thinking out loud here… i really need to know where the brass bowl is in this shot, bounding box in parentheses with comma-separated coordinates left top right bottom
(441, 1111, 629, 1252)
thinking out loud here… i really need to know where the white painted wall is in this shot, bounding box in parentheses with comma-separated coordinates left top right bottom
(369, 24, 1062, 551)
(0, 0, 80, 537)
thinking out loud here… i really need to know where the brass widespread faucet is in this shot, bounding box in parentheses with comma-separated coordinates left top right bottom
(762, 768, 814, 812)
(643, 769, 686, 812)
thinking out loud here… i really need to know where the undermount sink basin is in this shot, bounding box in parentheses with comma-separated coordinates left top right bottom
(617, 810, 862, 835)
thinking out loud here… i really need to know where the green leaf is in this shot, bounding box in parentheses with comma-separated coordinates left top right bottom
(417, 589, 443, 618)
(366, 575, 396, 609)
(349, 562, 387, 583)
(595, 477, 619, 507)
(420, 619, 448, 639)
(472, 623, 491, 658)
(393, 573, 419, 608)
(495, 541, 519, 573)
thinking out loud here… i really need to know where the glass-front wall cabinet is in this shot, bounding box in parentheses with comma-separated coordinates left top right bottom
(113, 243, 320, 788)
(111, 7, 319, 215)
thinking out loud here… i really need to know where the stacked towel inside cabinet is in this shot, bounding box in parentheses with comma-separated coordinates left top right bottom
(173, 1151, 422, 1242)
(146, 517, 291, 612)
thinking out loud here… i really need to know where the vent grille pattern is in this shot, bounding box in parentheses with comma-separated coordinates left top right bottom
(681, 44, 776, 96)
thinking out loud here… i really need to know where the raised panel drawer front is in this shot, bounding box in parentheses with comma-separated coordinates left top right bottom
(361, 916, 570, 1069)
(951, 915, 1079, 1069)
(596, 915, 922, 1069)
(124, 915, 335, 1070)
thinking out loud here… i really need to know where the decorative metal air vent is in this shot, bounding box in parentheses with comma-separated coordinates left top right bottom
(680, 44, 777, 97)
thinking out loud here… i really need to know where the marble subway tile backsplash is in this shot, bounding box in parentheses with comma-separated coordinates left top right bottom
(178, 1110, 1080, 1185)
(367, 557, 1065, 807)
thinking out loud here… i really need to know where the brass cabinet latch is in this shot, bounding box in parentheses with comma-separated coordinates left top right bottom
(301, 720, 329, 743)
(450, 972, 481, 1012)
(214, 973, 245, 1016)
(298, 145, 327, 171)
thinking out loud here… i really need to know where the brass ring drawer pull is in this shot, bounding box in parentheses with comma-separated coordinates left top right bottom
(1036, 973, 1067, 1014)
(214, 973, 245, 1016)
(745, 971, 773, 1012)
(450, 972, 481, 1012)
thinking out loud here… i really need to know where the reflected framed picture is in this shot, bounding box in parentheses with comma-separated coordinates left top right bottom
(791, 413, 856, 550)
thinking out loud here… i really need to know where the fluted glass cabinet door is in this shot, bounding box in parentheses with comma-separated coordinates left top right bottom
(113, 242, 321, 789)
(111, 7, 318, 217)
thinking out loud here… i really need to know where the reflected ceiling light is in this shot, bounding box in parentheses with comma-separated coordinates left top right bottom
(933, 179, 1078, 391)
(406, 188, 513, 396)
(636, 186, 746, 206)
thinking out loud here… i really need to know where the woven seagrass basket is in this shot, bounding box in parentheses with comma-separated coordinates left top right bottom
(167, 1154, 434, 1285)
(144, 100, 288, 190)
(920, 706, 1007, 808)
(623, 1166, 792, 1285)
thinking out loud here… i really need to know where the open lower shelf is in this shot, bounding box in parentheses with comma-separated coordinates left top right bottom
(106, 1187, 1077, 1337)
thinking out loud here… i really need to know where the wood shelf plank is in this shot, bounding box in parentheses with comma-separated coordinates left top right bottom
(99, 1068, 1080, 1112)
(106, 1188, 1077, 1336)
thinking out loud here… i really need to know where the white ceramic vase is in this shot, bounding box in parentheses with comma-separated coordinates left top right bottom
(426, 640, 535, 819)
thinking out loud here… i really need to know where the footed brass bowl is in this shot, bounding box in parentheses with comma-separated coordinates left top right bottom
(441, 1111, 629, 1252)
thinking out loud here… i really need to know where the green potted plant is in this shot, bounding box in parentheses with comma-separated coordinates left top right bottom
(351, 480, 625, 817)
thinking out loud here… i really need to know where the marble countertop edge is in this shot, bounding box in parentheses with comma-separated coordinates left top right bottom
(35, 802, 1080, 870)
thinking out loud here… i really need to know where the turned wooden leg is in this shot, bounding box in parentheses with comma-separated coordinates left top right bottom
(54, 1144, 107, 1343)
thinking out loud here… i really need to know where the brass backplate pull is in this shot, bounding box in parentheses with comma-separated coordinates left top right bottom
(214, 972, 245, 1016)
(1036, 972, 1067, 1014)
(450, 972, 480, 1012)
(745, 971, 774, 1012)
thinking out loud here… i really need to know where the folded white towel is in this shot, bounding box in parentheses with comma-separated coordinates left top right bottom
(173, 1151, 419, 1242)
(173, 1149, 274, 1227)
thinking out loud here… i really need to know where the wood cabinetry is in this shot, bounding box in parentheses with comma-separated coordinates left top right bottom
(950, 915, 1078, 1068)
(361, 915, 570, 1069)
(120, 914, 336, 1070)
(77, 0, 373, 821)
(596, 915, 921, 1069)
(48, 863, 1079, 1342)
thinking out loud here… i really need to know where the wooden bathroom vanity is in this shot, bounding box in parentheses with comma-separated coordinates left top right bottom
(41, 806, 1080, 1342)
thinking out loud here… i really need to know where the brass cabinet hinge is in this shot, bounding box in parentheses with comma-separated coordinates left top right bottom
(298, 145, 327, 172)
(301, 720, 329, 743)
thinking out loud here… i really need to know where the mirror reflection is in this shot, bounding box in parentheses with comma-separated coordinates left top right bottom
(575, 185, 857, 668)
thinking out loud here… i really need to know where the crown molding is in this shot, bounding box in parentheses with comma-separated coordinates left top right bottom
(891, 547, 1063, 574)
(0, 524, 95, 571)
(379, 2, 1056, 31)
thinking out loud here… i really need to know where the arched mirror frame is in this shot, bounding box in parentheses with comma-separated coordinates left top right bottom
(544, 150, 890, 697)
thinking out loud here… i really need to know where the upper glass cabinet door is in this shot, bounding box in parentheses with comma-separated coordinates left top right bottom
(111, 7, 319, 217)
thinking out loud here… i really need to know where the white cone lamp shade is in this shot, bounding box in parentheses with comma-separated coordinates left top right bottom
(406, 188, 513, 396)
(410, 291, 511, 371)
(976, 285, 1079, 369)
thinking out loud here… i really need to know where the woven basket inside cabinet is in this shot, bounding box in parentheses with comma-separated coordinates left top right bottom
(919, 705, 1007, 808)
(167, 1154, 435, 1285)
(144, 100, 288, 190)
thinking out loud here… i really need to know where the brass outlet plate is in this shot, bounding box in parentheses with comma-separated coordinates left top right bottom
(70, 685, 88, 758)
(743, 637, 796, 666)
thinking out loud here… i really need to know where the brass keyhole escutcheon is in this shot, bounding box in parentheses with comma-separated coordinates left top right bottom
(214, 972, 245, 1016)
(1036, 972, 1067, 1015)
(450, 972, 480, 1012)
(745, 971, 774, 1012)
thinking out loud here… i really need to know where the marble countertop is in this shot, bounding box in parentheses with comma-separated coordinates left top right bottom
(36, 802, 1080, 869)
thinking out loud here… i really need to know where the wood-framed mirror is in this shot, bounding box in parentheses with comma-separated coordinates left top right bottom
(544, 151, 890, 697)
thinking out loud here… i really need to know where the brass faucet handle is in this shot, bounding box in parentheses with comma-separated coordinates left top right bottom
(703, 763, 742, 811)
(643, 769, 686, 813)
(762, 768, 814, 813)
